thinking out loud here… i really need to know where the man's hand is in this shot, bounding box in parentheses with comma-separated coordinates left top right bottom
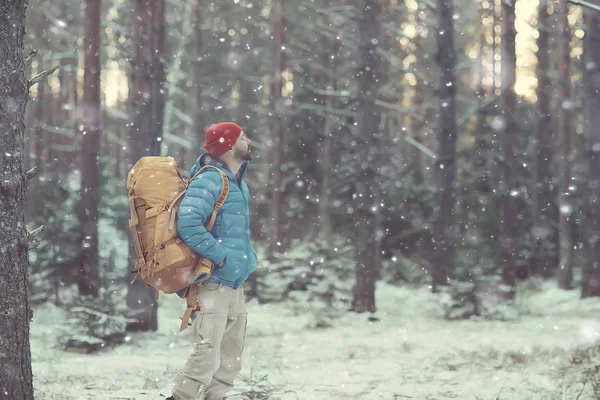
(217, 257, 226, 268)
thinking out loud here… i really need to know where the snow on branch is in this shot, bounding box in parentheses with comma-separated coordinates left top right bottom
(25, 166, 39, 181)
(25, 49, 38, 68)
(163, 132, 193, 149)
(405, 135, 437, 159)
(418, 0, 437, 10)
(300, 81, 353, 98)
(569, 0, 600, 11)
(35, 121, 75, 137)
(375, 99, 437, 114)
(457, 95, 501, 127)
(29, 65, 59, 88)
(294, 101, 355, 117)
(26, 225, 45, 250)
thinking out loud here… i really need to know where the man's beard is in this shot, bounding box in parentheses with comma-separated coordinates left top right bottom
(235, 145, 251, 161)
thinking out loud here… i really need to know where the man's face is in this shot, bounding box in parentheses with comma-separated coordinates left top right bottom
(232, 132, 252, 161)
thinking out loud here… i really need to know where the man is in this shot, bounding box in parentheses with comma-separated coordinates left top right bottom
(167, 122, 257, 400)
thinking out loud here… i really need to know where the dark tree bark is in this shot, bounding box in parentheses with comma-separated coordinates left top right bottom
(499, 0, 518, 297)
(474, 4, 492, 241)
(128, 0, 166, 161)
(431, 0, 458, 292)
(126, 0, 167, 331)
(557, 0, 574, 289)
(268, 0, 285, 260)
(150, 0, 167, 155)
(318, 30, 340, 247)
(582, 4, 600, 298)
(34, 58, 45, 176)
(351, 0, 382, 313)
(0, 1, 35, 398)
(409, 77, 424, 178)
(532, 0, 558, 279)
(235, 5, 260, 145)
(78, 0, 102, 296)
(190, 0, 204, 169)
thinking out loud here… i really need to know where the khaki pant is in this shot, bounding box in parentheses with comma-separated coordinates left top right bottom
(172, 283, 248, 400)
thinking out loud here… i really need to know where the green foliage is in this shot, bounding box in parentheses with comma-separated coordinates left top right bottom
(380, 253, 430, 285)
(380, 167, 434, 265)
(60, 284, 135, 353)
(98, 154, 131, 282)
(27, 155, 131, 303)
(440, 273, 520, 321)
(27, 172, 83, 302)
(235, 370, 284, 400)
(253, 236, 354, 314)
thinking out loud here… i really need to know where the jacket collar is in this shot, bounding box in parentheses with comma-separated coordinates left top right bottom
(191, 152, 249, 182)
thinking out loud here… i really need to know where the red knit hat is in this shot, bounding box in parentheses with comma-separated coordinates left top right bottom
(203, 122, 242, 157)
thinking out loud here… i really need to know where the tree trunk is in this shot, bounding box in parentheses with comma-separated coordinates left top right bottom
(351, 0, 382, 313)
(318, 33, 339, 247)
(114, 121, 123, 177)
(150, 0, 166, 155)
(34, 59, 45, 177)
(78, 0, 102, 297)
(54, 16, 71, 174)
(128, 0, 166, 160)
(582, 5, 600, 298)
(190, 0, 204, 169)
(491, 0, 498, 93)
(0, 1, 35, 398)
(268, 0, 285, 260)
(557, 0, 574, 290)
(410, 78, 424, 178)
(161, 0, 192, 156)
(71, 45, 80, 176)
(490, 0, 502, 268)
(532, 0, 558, 279)
(499, 0, 518, 297)
(475, 5, 491, 240)
(431, 0, 458, 292)
(126, 0, 167, 331)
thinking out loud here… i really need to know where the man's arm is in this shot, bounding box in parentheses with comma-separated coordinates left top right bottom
(177, 171, 227, 265)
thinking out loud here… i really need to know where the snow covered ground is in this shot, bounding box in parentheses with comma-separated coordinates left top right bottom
(31, 280, 600, 400)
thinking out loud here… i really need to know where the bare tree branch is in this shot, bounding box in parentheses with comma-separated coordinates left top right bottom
(25, 225, 45, 250)
(405, 135, 437, 159)
(457, 95, 501, 127)
(28, 65, 59, 88)
(25, 49, 38, 68)
(569, 0, 600, 12)
(25, 166, 39, 181)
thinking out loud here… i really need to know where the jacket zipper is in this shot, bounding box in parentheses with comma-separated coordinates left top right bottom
(232, 178, 250, 282)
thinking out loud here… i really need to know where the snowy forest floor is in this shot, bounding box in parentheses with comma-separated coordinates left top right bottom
(32, 280, 600, 400)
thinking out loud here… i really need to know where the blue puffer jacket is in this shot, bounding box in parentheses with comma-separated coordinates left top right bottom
(177, 153, 257, 290)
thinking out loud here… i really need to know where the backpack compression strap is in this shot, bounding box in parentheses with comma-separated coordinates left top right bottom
(128, 188, 146, 275)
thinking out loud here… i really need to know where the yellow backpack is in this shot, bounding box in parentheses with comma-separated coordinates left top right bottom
(126, 156, 229, 330)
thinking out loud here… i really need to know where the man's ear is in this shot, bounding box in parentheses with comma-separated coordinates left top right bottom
(220, 148, 234, 159)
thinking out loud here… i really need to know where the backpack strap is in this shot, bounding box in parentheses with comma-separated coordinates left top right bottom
(180, 284, 199, 331)
(201, 166, 229, 232)
(128, 188, 146, 279)
(157, 166, 230, 259)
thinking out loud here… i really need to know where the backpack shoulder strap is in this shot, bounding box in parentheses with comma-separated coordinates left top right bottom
(166, 166, 229, 232)
(198, 166, 229, 231)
